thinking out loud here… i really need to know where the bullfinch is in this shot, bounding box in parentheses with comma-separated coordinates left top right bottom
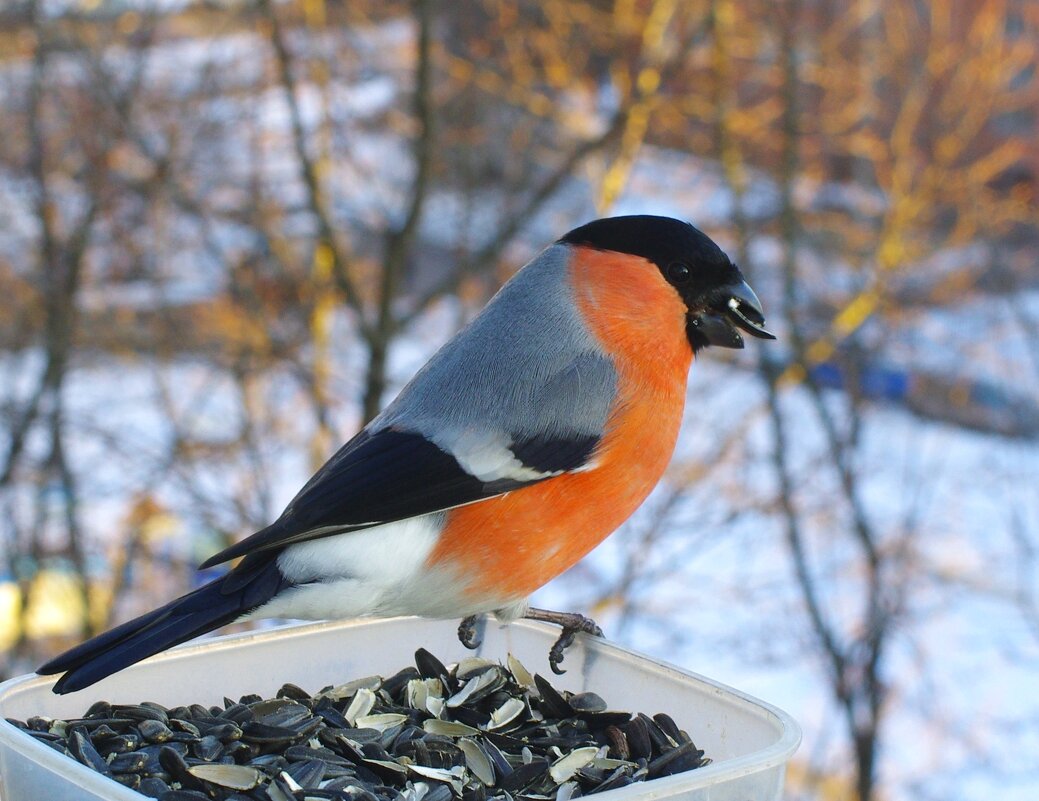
(40, 215, 774, 693)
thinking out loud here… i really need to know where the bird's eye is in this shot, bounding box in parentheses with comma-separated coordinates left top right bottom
(667, 262, 691, 283)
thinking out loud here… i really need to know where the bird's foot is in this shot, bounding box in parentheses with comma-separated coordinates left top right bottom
(523, 607, 604, 674)
(457, 615, 483, 649)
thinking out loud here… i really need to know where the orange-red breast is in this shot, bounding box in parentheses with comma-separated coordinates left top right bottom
(40, 215, 774, 693)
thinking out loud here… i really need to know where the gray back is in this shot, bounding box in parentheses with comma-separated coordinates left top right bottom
(373, 244, 618, 444)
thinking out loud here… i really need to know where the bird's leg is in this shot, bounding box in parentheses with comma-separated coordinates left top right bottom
(523, 607, 604, 674)
(457, 615, 483, 649)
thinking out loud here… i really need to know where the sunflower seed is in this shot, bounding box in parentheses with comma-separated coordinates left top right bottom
(414, 649, 452, 686)
(623, 716, 653, 760)
(647, 741, 706, 778)
(285, 756, 325, 788)
(567, 694, 606, 714)
(109, 750, 149, 773)
(532, 676, 571, 720)
(498, 758, 549, 793)
(251, 699, 311, 729)
(138, 776, 171, 798)
(69, 729, 110, 775)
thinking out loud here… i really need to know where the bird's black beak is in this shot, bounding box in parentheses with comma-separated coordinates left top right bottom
(688, 279, 776, 350)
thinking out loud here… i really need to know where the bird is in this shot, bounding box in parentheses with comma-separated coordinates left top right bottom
(39, 215, 775, 694)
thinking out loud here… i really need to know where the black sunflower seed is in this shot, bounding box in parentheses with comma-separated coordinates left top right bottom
(414, 648, 456, 692)
(647, 741, 706, 778)
(26, 729, 62, 743)
(638, 712, 677, 755)
(140, 719, 174, 743)
(241, 720, 298, 743)
(69, 729, 110, 775)
(652, 713, 685, 744)
(498, 758, 549, 792)
(158, 744, 206, 792)
(114, 704, 168, 724)
(424, 785, 454, 801)
(139, 776, 171, 798)
(623, 715, 653, 760)
(277, 683, 312, 702)
(568, 693, 606, 713)
(113, 771, 142, 789)
(383, 666, 423, 699)
(533, 674, 572, 719)
(85, 701, 113, 719)
(286, 756, 326, 788)
(603, 725, 629, 760)
(109, 750, 149, 773)
(158, 790, 210, 800)
(593, 765, 634, 793)
(192, 734, 224, 761)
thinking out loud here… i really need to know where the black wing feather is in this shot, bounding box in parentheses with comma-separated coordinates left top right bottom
(200, 426, 602, 569)
(510, 433, 599, 473)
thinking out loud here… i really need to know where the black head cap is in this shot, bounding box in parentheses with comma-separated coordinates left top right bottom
(560, 215, 741, 298)
(559, 215, 776, 351)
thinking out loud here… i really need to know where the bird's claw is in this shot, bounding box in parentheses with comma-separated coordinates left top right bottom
(457, 615, 483, 649)
(524, 608, 604, 674)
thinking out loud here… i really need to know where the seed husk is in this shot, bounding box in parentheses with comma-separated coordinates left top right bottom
(506, 654, 536, 690)
(354, 712, 408, 732)
(319, 675, 382, 701)
(423, 718, 481, 737)
(447, 667, 504, 708)
(188, 764, 264, 790)
(344, 688, 377, 725)
(487, 697, 526, 730)
(549, 746, 600, 783)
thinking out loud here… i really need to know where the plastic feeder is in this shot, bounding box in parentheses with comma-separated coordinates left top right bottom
(0, 618, 800, 800)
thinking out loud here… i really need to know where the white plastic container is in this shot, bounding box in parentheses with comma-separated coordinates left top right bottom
(0, 618, 800, 800)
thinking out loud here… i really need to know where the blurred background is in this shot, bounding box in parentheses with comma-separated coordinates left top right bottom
(0, 0, 1037, 798)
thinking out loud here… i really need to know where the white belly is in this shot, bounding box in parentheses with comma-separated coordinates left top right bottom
(246, 514, 516, 621)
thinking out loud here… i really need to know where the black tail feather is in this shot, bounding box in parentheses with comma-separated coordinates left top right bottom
(39, 554, 288, 694)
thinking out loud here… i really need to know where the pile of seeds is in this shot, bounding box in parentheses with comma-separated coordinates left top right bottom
(8, 649, 709, 801)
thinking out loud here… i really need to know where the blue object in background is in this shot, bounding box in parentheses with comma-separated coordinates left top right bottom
(809, 361, 909, 401)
